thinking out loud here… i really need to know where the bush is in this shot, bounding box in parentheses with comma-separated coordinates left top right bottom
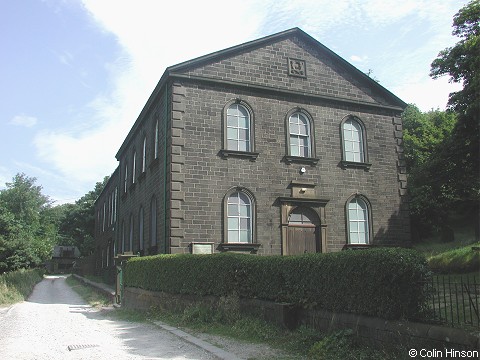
(0, 268, 44, 305)
(308, 330, 403, 360)
(125, 248, 430, 320)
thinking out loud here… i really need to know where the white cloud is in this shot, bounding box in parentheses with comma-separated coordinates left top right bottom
(392, 75, 462, 111)
(350, 55, 368, 63)
(10, 114, 38, 128)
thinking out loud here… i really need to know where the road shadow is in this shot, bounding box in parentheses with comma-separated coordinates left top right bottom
(76, 308, 216, 359)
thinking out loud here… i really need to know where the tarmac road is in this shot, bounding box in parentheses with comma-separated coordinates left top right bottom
(0, 275, 218, 360)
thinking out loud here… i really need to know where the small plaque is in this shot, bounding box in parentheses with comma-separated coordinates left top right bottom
(288, 58, 306, 78)
(191, 242, 214, 254)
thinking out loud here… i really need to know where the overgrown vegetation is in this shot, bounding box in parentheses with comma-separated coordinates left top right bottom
(0, 268, 44, 305)
(125, 248, 430, 320)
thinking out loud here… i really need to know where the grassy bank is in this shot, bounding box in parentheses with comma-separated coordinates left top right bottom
(65, 275, 111, 307)
(0, 268, 44, 306)
(427, 242, 479, 274)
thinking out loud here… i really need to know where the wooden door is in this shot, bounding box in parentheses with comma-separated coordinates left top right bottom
(286, 226, 318, 255)
(286, 207, 320, 255)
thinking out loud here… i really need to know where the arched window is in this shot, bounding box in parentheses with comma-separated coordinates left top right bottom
(289, 112, 311, 157)
(221, 100, 258, 160)
(341, 116, 369, 166)
(121, 220, 125, 253)
(346, 196, 371, 244)
(284, 108, 317, 165)
(150, 197, 157, 247)
(124, 162, 128, 193)
(154, 120, 159, 159)
(139, 207, 144, 252)
(225, 190, 254, 243)
(132, 150, 137, 184)
(142, 136, 147, 173)
(129, 214, 134, 252)
(227, 103, 250, 151)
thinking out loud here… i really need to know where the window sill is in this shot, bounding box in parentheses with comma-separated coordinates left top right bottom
(217, 243, 261, 254)
(340, 161, 372, 170)
(342, 244, 371, 250)
(219, 149, 259, 161)
(283, 155, 319, 166)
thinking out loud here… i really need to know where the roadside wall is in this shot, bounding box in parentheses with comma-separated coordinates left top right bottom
(124, 286, 479, 351)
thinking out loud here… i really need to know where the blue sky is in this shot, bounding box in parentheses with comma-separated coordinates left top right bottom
(0, 0, 465, 204)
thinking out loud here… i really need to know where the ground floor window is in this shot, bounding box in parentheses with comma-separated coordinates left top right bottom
(347, 196, 370, 244)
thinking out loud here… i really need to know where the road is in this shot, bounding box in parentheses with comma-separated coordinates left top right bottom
(0, 275, 217, 360)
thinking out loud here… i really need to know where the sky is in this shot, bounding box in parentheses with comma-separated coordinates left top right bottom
(0, 0, 466, 204)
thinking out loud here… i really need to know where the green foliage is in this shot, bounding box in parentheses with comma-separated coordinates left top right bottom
(56, 176, 109, 256)
(0, 268, 44, 305)
(125, 248, 431, 320)
(425, 0, 480, 237)
(430, 0, 480, 116)
(401, 105, 462, 237)
(308, 330, 404, 360)
(402, 105, 456, 170)
(404, 1, 480, 240)
(402, 103, 479, 239)
(0, 174, 56, 273)
(427, 242, 480, 274)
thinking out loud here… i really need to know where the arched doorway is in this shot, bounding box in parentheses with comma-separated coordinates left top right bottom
(286, 207, 320, 255)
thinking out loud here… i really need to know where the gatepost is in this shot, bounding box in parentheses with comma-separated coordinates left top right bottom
(114, 252, 138, 305)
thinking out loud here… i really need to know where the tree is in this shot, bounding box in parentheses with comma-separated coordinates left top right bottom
(429, 0, 480, 217)
(0, 173, 56, 273)
(430, 0, 480, 116)
(402, 106, 458, 238)
(56, 177, 109, 256)
(402, 105, 456, 170)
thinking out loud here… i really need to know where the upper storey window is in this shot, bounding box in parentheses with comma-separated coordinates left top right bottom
(227, 104, 250, 151)
(289, 112, 311, 157)
(341, 116, 371, 169)
(220, 99, 258, 160)
(284, 108, 318, 165)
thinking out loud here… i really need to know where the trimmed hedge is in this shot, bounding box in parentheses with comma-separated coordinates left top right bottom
(124, 248, 430, 320)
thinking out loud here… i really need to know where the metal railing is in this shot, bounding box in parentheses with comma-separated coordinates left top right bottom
(422, 275, 479, 330)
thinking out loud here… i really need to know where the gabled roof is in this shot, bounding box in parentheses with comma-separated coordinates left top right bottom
(166, 27, 406, 107)
(116, 27, 406, 158)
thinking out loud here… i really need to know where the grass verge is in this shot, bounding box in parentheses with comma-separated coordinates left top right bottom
(0, 268, 44, 306)
(65, 275, 112, 307)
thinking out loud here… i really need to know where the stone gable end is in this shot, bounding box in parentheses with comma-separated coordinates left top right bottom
(179, 36, 381, 105)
